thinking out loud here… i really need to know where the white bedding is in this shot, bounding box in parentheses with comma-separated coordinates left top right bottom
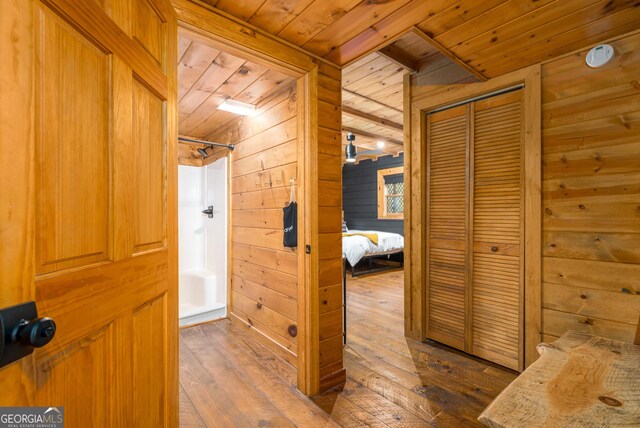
(342, 230, 404, 267)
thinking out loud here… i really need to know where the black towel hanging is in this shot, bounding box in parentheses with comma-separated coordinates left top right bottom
(283, 178, 297, 248)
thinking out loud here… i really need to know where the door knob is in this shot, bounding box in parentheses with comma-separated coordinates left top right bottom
(12, 317, 56, 348)
(0, 301, 56, 368)
(201, 205, 214, 218)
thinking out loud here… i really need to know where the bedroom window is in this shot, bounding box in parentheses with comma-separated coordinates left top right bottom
(377, 166, 404, 219)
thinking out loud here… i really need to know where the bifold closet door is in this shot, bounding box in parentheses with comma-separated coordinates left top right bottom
(472, 90, 523, 371)
(425, 89, 524, 371)
(426, 105, 469, 350)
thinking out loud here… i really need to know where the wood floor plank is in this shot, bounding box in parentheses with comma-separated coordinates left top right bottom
(179, 385, 206, 427)
(202, 322, 339, 427)
(179, 270, 518, 427)
(181, 327, 297, 427)
(179, 345, 252, 427)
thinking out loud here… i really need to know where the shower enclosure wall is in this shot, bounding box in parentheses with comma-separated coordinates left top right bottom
(178, 158, 227, 327)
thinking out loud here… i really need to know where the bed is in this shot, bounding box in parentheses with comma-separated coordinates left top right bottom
(342, 230, 404, 277)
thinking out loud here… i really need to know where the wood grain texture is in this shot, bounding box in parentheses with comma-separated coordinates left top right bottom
(479, 331, 640, 427)
(540, 32, 640, 344)
(408, 66, 542, 370)
(0, 0, 35, 404)
(205, 81, 300, 363)
(180, 272, 517, 427)
(472, 90, 524, 371)
(177, 31, 294, 139)
(424, 90, 526, 371)
(320, 270, 518, 427)
(180, 321, 337, 427)
(0, 1, 178, 425)
(174, 0, 344, 396)
(340, 52, 406, 159)
(404, 56, 476, 344)
(311, 65, 345, 393)
(204, 0, 640, 75)
(426, 105, 468, 351)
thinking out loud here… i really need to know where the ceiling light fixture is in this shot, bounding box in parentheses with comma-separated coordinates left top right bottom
(217, 99, 256, 116)
(377, 141, 386, 148)
(345, 133, 357, 163)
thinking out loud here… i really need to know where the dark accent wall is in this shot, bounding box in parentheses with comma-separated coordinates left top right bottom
(342, 153, 404, 235)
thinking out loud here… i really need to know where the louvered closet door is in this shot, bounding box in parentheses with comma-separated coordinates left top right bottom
(426, 105, 468, 350)
(472, 90, 523, 371)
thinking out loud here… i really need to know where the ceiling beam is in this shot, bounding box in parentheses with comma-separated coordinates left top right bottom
(411, 27, 488, 81)
(342, 106, 403, 132)
(342, 89, 403, 115)
(343, 126, 403, 146)
(377, 44, 418, 73)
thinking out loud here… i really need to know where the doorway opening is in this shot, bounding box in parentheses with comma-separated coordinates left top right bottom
(174, 18, 311, 415)
(320, 31, 520, 425)
(178, 154, 228, 327)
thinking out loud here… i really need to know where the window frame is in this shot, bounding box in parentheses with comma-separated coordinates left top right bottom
(377, 166, 404, 219)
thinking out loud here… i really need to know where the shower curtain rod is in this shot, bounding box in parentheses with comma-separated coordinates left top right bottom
(178, 136, 235, 151)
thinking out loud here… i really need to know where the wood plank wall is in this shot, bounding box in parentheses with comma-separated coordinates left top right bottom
(407, 30, 640, 347)
(208, 82, 300, 365)
(316, 62, 346, 392)
(540, 32, 640, 343)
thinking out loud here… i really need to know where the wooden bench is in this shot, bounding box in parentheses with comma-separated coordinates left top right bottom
(478, 325, 640, 427)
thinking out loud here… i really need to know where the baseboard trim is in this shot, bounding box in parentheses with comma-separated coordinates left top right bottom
(229, 312, 298, 368)
(319, 367, 346, 393)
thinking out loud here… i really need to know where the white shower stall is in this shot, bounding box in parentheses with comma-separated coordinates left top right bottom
(178, 157, 227, 327)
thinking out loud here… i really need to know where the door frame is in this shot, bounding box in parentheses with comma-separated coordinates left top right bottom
(171, 0, 340, 395)
(404, 65, 542, 368)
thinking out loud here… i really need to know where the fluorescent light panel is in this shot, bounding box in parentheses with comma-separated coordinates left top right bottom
(217, 99, 256, 116)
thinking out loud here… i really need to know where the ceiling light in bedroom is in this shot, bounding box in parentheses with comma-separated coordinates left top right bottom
(217, 99, 256, 116)
(377, 141, 385, 148)
(345, 133, 357, 163)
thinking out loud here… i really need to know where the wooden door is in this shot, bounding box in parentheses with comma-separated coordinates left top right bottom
(426, 105, 469, 350)
(0, 0, 178, 426)
(425, 90, 524, 370)
(471, 90, 524, 371)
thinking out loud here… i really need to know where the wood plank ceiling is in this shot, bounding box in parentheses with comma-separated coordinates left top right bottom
(178, 32, 295, 141)
(340, 32, 441, 160)
(341, 52, 405, 158)
(200, 0, 640, 77)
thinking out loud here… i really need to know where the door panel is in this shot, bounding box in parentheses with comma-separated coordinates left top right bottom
(426, 105, 468, 350)
(132, 0, 167, 66)
(35, 5, 111, 274)
(0, 0, 177, 425)
(132, 78, 167, 255)
(35, 325, 111, 425)
(472, 90, 523, 371)
(133, 296, 166, 425)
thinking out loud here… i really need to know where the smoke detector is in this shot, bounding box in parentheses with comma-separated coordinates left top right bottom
(585, 44, 614, 68)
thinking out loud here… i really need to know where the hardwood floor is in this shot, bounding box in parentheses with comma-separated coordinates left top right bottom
(180, 270, 517, 427)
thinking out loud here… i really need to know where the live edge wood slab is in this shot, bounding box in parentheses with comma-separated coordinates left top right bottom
(479, 330, 640, 427)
